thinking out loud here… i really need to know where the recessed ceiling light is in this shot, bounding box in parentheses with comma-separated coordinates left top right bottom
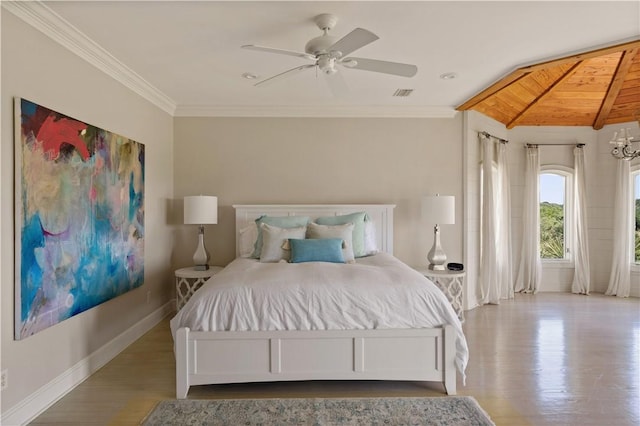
(242, 72, 258, 80)
(440, 72, 458, 80)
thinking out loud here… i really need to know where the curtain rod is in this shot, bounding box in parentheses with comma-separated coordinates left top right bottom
(479, 131, 508, 144)
(526, 143, 585, 148)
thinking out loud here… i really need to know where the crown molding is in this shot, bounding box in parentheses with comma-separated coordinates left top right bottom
(174, 105, 458, 118)
(3, 0, 176, 115)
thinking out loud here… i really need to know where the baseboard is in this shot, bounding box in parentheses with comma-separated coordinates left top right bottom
(0, 300, 175, 426)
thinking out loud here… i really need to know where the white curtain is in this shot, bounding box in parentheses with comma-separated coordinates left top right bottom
(496, 142, 514, 299)
(479, 133, 513, 304)
(605, 159, 632, 298)
(515, 145, 542, 294)
(572, 146, 590, 295)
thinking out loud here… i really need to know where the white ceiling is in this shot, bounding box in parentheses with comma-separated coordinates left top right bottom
(6, 1, 640, 117)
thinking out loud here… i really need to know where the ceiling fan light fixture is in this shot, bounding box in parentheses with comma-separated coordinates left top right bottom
(317, 56, 337, 74)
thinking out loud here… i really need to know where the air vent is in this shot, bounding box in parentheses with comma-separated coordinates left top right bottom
(393, 89, 413, 97)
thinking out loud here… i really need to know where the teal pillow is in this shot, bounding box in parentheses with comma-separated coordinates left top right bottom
(251, 215, 310, 258)
(316, 212, 367, 257)
(289, 238, 345, 263)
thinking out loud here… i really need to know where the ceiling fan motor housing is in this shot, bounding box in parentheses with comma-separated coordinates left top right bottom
(305, 35, 338, 56)
(305, 13, 340, 56)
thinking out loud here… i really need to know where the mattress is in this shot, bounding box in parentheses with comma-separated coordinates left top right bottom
(170, 252, 468, 377)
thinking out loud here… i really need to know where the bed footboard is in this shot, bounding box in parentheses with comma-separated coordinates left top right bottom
(176, 326, 457, 398)
(176, 327, 190, 399)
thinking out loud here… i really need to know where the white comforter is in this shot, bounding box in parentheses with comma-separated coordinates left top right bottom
(170, 253, 468, 378)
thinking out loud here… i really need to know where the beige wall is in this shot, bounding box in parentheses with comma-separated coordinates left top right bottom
(173, 116, 465, 269)
(1, 11, 174, 413)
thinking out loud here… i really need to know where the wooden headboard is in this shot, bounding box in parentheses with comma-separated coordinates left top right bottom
(233, 204, 395, 256)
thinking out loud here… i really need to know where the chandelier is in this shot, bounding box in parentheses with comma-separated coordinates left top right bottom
(609, 110, 640, 161)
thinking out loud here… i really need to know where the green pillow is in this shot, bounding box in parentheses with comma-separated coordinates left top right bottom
(315, 212, 367, 257)
(289, 238, 345, 263)
(251, 215, 310, 258)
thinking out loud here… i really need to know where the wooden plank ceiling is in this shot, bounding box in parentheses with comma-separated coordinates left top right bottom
(457, 39, 640, 129)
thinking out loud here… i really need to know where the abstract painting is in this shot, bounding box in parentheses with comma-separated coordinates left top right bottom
(14, 98, 145, 339)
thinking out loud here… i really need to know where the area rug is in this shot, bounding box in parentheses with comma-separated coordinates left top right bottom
(141, 396, 495, 425)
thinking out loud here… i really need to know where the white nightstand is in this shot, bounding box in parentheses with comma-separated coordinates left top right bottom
(175, 266, 223, 311)
(415, 267, 466, 322)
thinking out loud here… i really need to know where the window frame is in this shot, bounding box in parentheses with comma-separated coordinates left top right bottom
(632, 165, 640, 270)
(539, 165, 574, 264)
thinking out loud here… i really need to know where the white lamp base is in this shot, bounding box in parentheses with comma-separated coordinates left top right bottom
(427, 224, 447, 271)
(192, 225, 210, 271)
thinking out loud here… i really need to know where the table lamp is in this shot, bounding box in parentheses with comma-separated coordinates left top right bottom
(184, 195, 218, 270)
(422, 194, 455, 270)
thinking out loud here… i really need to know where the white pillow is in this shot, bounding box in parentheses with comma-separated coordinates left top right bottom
(238, 224, 258, 258)
(306, 222, 355, 263)
(260, 223, 307, 263)
(363, 219, 379, 256)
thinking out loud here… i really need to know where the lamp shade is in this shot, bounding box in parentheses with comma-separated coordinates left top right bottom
(184, 195, 218, 225)
(422, 195, 455, 225)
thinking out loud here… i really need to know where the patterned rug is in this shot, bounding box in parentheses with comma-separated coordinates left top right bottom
(141, 396, 495, 425)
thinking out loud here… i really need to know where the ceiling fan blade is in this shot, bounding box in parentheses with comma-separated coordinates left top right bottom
(343, 57, 418, 77)
(242, 45, 316, 61)
(328, 28, 379, 57)
(254, 64, 315, 86)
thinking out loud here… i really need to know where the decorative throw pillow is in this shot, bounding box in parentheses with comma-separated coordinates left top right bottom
(238, 224, 258, 258)
(289, 238, 345, 263)
(363, 219, 379, 256)
(259, 223, 307, 263)
(306, 222, 355, 263)
(251, 215, 310, 258)
(316, 212, 367, 257)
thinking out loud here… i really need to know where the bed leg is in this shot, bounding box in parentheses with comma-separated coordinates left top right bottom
(176, 327, 190, 399)
(443, 324, 457, 395)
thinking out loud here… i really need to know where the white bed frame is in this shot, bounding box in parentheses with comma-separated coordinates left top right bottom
(175, 204, 457, 398)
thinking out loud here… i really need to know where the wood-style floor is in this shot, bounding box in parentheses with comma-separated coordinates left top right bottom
(30, 293, 639, 426)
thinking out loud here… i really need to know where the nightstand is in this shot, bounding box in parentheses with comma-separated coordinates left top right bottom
(415, 267, 466, 322)
(175, 266, 223, 311)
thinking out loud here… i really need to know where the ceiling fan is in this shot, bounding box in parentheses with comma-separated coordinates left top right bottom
(241, 13, 418, 87)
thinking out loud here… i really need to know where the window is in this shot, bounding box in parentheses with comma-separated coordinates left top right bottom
(539, 168, 573, 261)
(633, 168, 640, 264)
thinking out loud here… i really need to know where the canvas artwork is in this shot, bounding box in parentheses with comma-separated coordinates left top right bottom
(14, 98, 145, 339)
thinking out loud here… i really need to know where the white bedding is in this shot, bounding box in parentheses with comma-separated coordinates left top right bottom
(170, 253, 468, 378)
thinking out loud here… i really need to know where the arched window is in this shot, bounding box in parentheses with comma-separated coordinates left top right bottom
(632, 166, 640, 264)
(539, 167, 573, 261)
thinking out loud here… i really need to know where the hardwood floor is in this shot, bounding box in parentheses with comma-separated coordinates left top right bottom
(30, 293, 639, 425)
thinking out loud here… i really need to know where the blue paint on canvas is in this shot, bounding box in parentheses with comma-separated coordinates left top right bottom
(16, 98, 145, 339)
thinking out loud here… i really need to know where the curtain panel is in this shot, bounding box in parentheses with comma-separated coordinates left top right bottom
(571, 146, 590, 295)
(515, 145, 542, 294)
(479, 133, 513, 304)
(605, 159, 632, 298)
